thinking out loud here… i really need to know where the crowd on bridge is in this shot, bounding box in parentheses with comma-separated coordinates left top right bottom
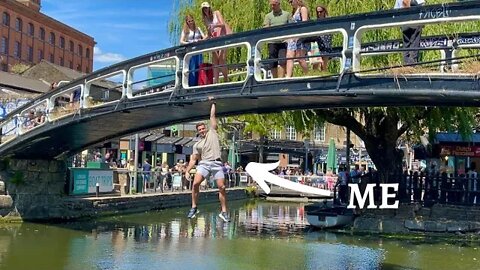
(181, 0, 425, 85)
(181, 0, 335, 85)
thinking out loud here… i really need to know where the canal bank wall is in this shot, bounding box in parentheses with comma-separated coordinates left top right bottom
(0, 159, 248, 221)
(61, 188, 248, 220)
(353, 203, 480, 235)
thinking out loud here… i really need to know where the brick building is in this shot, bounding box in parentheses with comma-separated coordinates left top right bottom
(0, 0, 95, 73)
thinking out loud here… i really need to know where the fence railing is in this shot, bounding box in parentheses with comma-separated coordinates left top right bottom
(119, 170, 253, 194)
(356, 171, 480, 207)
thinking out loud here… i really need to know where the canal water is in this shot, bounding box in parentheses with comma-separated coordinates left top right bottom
(0, 200, 478, 270)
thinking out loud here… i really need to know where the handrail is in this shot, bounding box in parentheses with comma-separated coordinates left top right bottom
(2, 1, 477, 124)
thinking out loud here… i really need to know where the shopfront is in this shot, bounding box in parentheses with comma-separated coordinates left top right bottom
(434, 132, 480, 175)
(439, 145, 480, 175)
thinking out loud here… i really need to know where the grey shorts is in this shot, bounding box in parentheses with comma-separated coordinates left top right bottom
(196, 160, 225, 180)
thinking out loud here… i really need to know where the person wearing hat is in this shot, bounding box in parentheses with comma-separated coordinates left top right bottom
(185, 102, 230, 222)
(201, 1, 232, 84)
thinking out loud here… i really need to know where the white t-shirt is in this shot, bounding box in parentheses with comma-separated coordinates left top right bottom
(184, 27, 204, 43)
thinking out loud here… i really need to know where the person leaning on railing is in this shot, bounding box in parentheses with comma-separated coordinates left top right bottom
(23, 110, 36, 130)
(201, 2, 232, 84)
(180, 14, 207, 87)
(285, 0, 310, 78)
(34, 110, 46, 126)
(263, 0, 292, 78)
(309, 5, 332, 72)
(394, 0, 425, 65)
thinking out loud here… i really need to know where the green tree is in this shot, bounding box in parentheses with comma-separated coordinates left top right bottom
(10, 63, 31, 74)
(170, 0, 479, 181)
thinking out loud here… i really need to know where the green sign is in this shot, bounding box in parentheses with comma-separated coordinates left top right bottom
(71, 169, 113, 195)
(73, 170, 89, 194)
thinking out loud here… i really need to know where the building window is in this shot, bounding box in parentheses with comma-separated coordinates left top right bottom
(28, 23, 34, 36)
(69, 60, 73, 69)
(60, 37, 65, 49)
(86, 48, 90, 58)
(49, 32, 56, 45)
(59, 57, 64, 66)
(38, 49, 43, 61)
(69, 40, 74, 52)
(0, 37, 7, 54)
(15, 18, 22, 32)
(2, 12, 9, 26)
(14, 41, 21, 58)
(314, 124, 326, 142)
(270, 129, 281, 140)
(27, 46, 33, 62)
(78, 44, 83, 56)
(286, 126, 296, 140)
(49, 53, 54, 63)
(39, 27, 45, 41)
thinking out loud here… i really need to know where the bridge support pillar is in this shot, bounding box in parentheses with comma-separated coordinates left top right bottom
(0, 159, 67, 221)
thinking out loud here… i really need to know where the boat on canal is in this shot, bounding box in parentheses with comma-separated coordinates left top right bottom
(305, 203, 355, 229)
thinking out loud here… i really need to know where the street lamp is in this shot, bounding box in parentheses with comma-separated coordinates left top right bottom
(225, 125, 240, 171)
(304, 139, 310, 174)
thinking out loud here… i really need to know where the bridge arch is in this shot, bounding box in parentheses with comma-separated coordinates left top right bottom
(0, 1, 479, 159)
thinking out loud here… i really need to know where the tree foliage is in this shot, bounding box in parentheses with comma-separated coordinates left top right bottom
(10, 63, 31, 74)
(169, 0, 479, 181)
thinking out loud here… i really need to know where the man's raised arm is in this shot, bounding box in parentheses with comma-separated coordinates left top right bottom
(210, 103, 217, 130)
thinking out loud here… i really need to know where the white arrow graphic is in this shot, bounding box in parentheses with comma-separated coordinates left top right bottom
(245, 161, 331, 196)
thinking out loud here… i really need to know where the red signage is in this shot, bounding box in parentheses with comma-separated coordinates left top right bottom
(440, 145, 480, 157)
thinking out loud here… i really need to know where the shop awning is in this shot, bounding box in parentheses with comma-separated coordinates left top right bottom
(155, 136, 183, 153)
(144, 134, 164, 142)
(435, 132, 480, 143)
(120, 132, 151, 141)
(177, 137, 197, 155)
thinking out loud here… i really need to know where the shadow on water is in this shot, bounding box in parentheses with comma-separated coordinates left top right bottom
(0, 200, 478, 270)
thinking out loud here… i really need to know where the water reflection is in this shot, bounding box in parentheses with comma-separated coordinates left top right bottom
(0, 201, 478, 270)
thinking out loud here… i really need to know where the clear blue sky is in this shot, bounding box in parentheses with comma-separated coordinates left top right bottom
(41, 0, 175, 71)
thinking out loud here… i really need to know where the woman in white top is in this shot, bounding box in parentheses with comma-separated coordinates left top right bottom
(201, 2, 232, 84)
(180, 15, 206, 86)
(180, 14, 206, 44)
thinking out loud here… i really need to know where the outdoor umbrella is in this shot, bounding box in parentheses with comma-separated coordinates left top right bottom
(326, 138, 337, 172)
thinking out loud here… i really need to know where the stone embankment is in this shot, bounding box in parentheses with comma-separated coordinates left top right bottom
(353, 203, 480, 235)
(0, 159, 247, 221)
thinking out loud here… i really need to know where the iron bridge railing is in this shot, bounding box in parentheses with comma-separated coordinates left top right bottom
(1, 1, 480, 148)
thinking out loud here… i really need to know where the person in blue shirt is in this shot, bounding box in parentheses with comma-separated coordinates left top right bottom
(142, 160, 152, 191)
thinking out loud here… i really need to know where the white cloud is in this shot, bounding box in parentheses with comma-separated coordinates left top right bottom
(94, 47, 127, 64)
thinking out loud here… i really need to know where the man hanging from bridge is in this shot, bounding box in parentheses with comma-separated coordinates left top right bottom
(185, 101, 230, 222)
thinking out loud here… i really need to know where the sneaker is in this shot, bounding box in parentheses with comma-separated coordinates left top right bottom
(218, 212, 231, 222)
(187, 208, 199, 219)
